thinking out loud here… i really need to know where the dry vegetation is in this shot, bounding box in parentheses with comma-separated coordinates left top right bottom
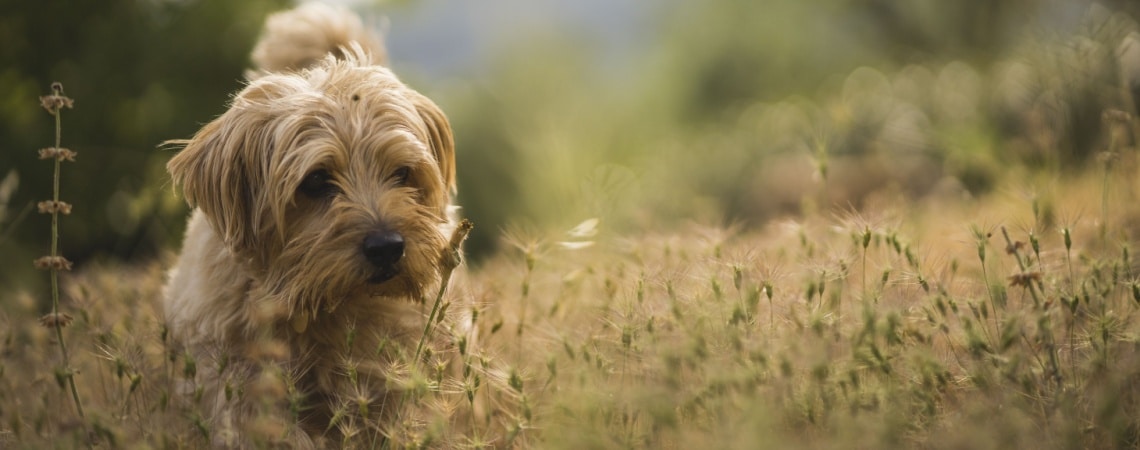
(6, 4, 1140, 448)
(4, 150, 1140, 448)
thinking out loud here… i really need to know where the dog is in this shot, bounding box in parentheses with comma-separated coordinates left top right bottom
(163, 3, 463, 447)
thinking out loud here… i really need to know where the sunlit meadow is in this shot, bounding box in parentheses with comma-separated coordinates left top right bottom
(4, 1, 1140, 448)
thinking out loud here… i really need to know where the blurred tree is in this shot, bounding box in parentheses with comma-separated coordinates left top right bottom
(444, 0, 1138, 261)
(855, 0, 1044, 61)
(3, 0, 1135, 276)
(661, 0, 1057, 121)
(0, 0, 289, 291)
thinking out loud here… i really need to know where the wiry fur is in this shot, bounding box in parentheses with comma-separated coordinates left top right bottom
(250, 3, 387, 75)
(164, 5, 460, 447)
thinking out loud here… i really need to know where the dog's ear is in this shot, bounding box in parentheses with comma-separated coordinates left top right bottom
(409, 91, 456, 196)
(167, 108, 270, 256)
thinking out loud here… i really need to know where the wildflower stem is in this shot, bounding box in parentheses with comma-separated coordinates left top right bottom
(46, 85, 84, 418)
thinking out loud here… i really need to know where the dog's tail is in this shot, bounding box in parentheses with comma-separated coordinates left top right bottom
(248, 3, 386, 76)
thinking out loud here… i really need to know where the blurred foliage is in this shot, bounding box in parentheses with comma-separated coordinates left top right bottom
(446, 0, 1140, 256)
(3, 0, 1140, 286)
(0, 0, 289, 291)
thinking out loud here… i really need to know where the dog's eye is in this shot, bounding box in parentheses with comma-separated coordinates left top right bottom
(390, 167, 411, 186)
(299, 170, 337, 198)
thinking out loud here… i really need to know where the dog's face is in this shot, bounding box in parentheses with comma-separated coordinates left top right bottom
(168, 50, 455, 318)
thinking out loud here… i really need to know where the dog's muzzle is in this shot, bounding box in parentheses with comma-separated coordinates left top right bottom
(363, 230, 404, 283)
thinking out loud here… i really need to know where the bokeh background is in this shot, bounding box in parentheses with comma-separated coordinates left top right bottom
(3, 0, 1140, 296)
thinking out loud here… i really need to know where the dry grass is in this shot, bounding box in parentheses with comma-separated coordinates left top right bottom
(3, 154, 1140, 448)
(7, 3, 1140, 448)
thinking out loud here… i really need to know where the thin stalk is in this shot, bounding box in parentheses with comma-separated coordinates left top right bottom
(385, 220, 471, 450)
(517, 253, 534, 360)
(862, 249, 867, 297)
(1063, 227, 1076, 380)
(48, 92, 84, 418)
(1064, 228, 1074, 290)
(1001, 226, 1042, 307)
(413, 220, 473, 364)
(1101, 162, 1110, 242)
(975, 227, 1000, 338)
(1000, 226, 1061, 384)
(861, 227, 870, 311)
(413, 275, 452, 364)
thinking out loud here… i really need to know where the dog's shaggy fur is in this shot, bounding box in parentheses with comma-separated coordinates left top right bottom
(163, 4, 460, 446)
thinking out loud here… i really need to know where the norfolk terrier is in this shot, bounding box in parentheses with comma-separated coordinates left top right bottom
(163, 3, 464, 446)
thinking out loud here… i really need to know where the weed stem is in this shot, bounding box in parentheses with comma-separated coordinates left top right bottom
(413, 220, 473, 365)
(42, 83, 84, 418)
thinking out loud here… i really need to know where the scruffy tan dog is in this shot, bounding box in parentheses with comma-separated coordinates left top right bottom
(164, 3, 462, 447)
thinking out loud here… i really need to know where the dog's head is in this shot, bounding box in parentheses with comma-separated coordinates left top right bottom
(168, 46, 455, 317)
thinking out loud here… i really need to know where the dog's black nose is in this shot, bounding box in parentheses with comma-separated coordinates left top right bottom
(362, 230, 405, 268)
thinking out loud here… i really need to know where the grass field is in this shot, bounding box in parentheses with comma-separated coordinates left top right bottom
(5, 3, 1140, 447)
(3, 154, 1140, 448)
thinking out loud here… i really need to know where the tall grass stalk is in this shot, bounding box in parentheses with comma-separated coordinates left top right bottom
(1000, 226, 1041, 308)
(1062, 226, 1078, 379)
(380, 220, 472, 449)
(861, 226, 871, 307)
(35, 82, 84, 418)
(1100, 154, 1112, 243)
(1097, 109, 1128, 243)
(516, 242, 536, 360)
(413, 219, 473, 365)
(973, 226, 1000, 338)
(1000, 225, 1061, 384)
